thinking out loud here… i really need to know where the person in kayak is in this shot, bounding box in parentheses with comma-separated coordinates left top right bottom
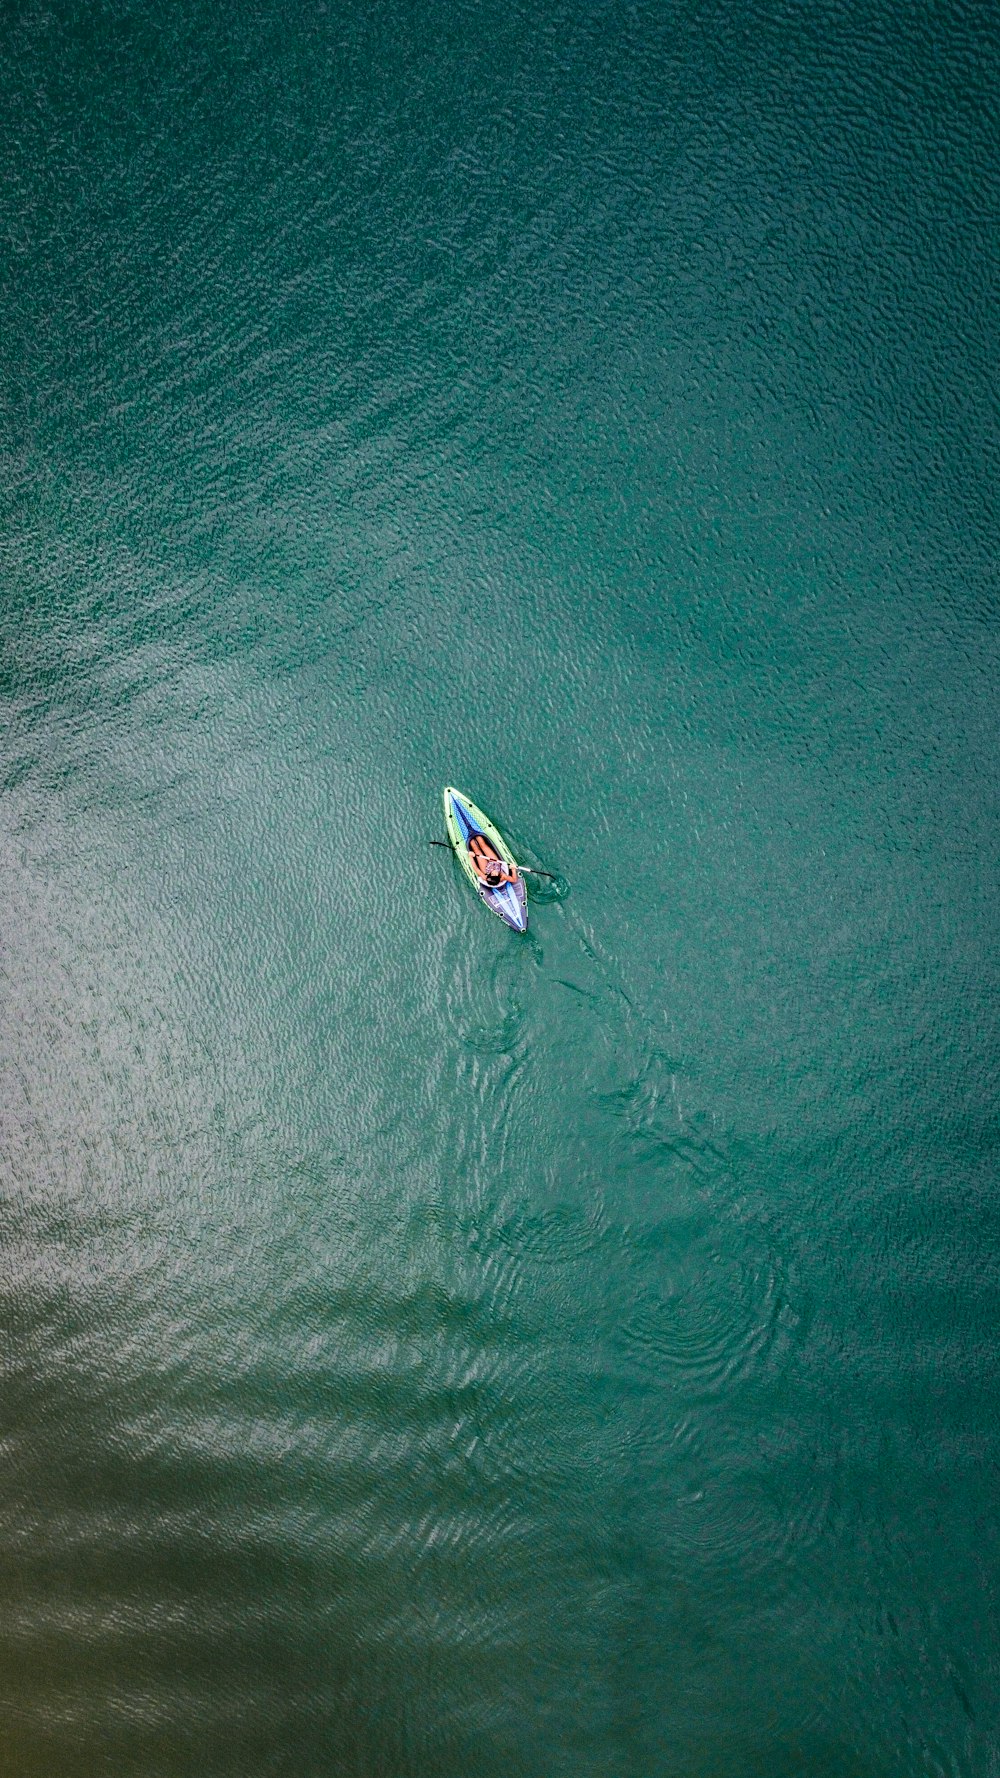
(469, 833, 515, 889)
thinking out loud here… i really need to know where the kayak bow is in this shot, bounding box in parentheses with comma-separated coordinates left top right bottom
(443, 787, 528, 933)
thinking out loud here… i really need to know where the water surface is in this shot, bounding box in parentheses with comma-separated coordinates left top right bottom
(1, 0, 998, 1772)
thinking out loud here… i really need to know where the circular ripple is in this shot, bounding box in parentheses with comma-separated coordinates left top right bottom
(616, 1244, 791, 1392)
(491, 1199, 611, 1267)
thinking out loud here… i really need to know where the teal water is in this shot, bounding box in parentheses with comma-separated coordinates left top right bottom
(2, 1, 998, 1772)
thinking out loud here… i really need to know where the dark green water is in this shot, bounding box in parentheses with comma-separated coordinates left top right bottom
(2, 1, 998, 1772)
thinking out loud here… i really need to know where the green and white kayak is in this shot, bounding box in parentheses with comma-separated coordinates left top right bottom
(443, 787, 528, 933)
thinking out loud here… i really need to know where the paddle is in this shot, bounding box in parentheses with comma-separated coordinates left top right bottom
(428, 840, 557, 881)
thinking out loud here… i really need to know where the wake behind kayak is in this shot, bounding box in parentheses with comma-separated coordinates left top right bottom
(443, 787, 528, 933)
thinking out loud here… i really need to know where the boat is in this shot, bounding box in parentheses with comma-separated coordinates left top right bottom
(443, 787, 528, 933)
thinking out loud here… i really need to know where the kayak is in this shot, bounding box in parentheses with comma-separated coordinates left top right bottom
(443, 788, 528, 933)
(443, 787, 528, 933)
